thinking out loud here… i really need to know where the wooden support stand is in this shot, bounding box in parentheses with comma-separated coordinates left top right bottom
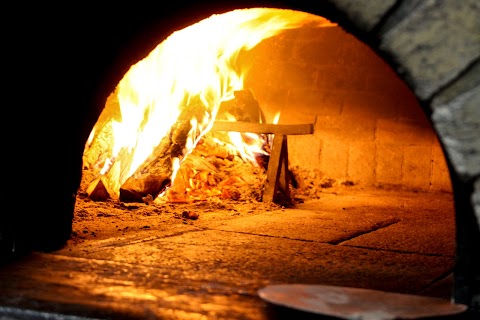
(212, 120, 315, 204)
(263, 134, 289, 203)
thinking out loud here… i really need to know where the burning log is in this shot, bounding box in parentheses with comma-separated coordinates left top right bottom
(86, 177, 111, 201)
(119, 99, 207, 202)
(193, 140, 235, 160)
(166, 153, 219, 202)
(120, 172, 171, 203)
(217, 89, 265, 123)
(119, 119, 314, 203)
(86, 87, 314, 206)
(118, 91, 266, 203)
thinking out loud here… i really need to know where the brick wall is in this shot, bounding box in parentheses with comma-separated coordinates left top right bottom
(243, 25, 451, 192)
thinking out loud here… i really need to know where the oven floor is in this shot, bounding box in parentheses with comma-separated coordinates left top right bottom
(0, 188, 457, 319)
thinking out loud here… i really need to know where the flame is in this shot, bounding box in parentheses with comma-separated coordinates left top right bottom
(272, 112, 281, 125)
(89, 8, 335, 200)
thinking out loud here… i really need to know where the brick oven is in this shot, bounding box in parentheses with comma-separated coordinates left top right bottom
(1, 1, 479, 319)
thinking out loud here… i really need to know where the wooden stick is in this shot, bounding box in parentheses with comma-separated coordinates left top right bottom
(263, 135, 286, 202)
(211, 117, 315, 204)
(212, 120, 314, 135)
(278, 136, 290, 201)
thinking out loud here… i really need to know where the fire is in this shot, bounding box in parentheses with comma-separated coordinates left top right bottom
(84, 8, 335, 202)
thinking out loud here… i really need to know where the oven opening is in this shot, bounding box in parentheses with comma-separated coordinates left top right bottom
(2, 5, 476, 320)
(73, 5, 456, 310)
(75, 8, 455, 249)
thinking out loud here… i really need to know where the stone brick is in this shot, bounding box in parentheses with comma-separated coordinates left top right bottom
(366, 69, 408, 96)
(473, 178, 480, 229)
(320, 139, 349, 179)
(245, 59, 280, 88)
(250, 32, 295, 62)
(431, 143, 452, 192)
(378, 0, 426, 34)
(432, 61, 480, 106)
(248, 60, 317, 90)
(402, 146, 434, 191)
(347, 142, 376, 186)
(278, 61, 318, 89)
(395, 85, 429, 123)
(286, 23, 339, 43)
(342, 92, 399, 119)
(375, 144, 403, 186)
(339, 34, 382, 70)
(249, 85, 288, 119)
(432, 88, 480, 180)
(288, 135, 322, 170)
(328, 0, 396, 31)
(315, 115, 376, 142)
(432, 63, 480, 180)
(295, 35, 344, 67)
(278, 108, 317, 125)
(379, 0, 480, 99)
(316, 65, 369, 92)
(286, 89, 343, 116)
(376, 119, 435, 146)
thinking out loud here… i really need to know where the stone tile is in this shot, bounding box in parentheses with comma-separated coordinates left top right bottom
(341, 219, 456, 256)
(78, 229, 455, 295)
(206, 208, 398, 243)
(0, 190, 457, 319)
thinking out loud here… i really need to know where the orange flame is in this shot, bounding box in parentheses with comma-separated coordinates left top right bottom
(89, 8, 336, 199)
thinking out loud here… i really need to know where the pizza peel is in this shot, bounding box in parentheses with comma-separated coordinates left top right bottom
(258, 284, 468, 320)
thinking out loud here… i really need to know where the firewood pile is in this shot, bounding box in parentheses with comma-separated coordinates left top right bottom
(80, 89, 320, 207)
(162, 138, 267, 203)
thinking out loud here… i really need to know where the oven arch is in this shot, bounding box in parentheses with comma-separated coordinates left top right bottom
(82, 0, 479, 308)
(2, 0, 478, 313)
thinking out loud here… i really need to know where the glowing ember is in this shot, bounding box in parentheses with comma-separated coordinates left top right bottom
(83, 8, 335, 202)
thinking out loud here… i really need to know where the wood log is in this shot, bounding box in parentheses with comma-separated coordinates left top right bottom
(116, 89, 315, 203)
(263, 135, 290, 204)
(211, 121, 314, 135)
(118, 91, 269, 202)
(217, 89, 265, 123)
(119, 98, 208, 202)
(120, 173, 171, 202)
